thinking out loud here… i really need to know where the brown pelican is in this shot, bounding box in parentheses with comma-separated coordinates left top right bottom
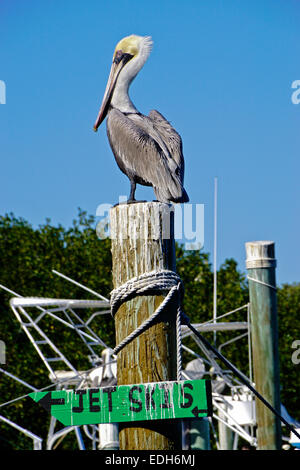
(93, 35, 189, 204)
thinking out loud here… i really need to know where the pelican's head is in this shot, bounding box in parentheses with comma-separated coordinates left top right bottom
(93, 35, 153, 131)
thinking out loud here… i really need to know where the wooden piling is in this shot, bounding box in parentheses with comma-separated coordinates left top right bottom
(245, 241, 282, 450)
(110, 202, 181, 450)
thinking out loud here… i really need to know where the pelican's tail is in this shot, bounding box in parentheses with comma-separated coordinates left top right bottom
(153, 184, 189, 204)
(172, 186, 189, 203)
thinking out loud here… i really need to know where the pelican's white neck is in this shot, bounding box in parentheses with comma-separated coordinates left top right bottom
(110, 74, 138, 113)
(111, 36, 153, 113)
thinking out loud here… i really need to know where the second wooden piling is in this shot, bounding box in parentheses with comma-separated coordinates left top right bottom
(245, 240, 282, 450)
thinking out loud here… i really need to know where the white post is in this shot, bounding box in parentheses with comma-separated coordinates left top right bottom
(213, 177, 218, 345)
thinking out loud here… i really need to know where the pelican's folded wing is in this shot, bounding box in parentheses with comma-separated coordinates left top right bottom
(107, 109, 188, 203)
(148, 109, 185, 183)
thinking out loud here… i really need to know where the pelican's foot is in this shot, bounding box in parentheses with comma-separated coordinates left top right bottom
(113, 199, 147, 207)
(127, 199, 147, 204)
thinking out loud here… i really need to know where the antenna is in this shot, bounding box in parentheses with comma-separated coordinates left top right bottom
(213, 177, 218, 345)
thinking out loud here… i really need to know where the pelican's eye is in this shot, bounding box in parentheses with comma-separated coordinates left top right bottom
(114, 49, 134, 66)
(114, 49, 123, 64)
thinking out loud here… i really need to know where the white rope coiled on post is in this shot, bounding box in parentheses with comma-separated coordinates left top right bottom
(110, 269, 185, 381)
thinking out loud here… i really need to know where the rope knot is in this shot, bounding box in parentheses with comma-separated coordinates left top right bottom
(110, 269, 184, 318)
(110, 269, 185, 380)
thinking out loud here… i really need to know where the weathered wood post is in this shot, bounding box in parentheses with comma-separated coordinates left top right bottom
(245, 241, 282, 450)
(110, 202, 181, 450)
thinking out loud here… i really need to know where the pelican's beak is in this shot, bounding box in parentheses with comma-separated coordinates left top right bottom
(93, 52, 133, 131)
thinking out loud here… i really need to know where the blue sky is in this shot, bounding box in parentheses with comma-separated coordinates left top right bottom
(0, 0, 299, 285)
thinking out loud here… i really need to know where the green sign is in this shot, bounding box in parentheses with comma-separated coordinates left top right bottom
(29, 379, 212, 426)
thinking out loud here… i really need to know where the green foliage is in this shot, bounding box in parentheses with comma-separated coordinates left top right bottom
(0, 211, 299, 449)
(277, 283, 300, 421)
(0, 210, 114, 449)
(176, 248, 250, 376)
